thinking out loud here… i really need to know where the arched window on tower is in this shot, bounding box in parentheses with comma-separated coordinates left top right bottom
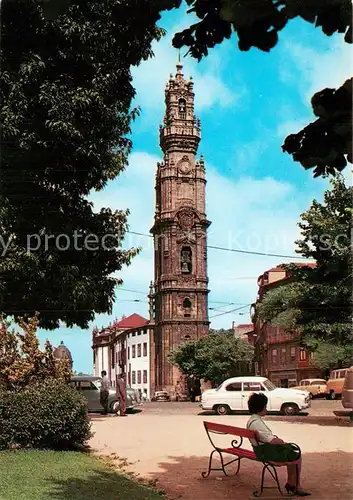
(178, 98, 186, 117)
(183, 298, 192, 318)
(181, 246, 192, 274)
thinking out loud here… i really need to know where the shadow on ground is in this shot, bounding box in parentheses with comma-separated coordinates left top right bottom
(47, 468, 162, 500)
(198, 411, 353, 427)
(145, 451, 353, 500)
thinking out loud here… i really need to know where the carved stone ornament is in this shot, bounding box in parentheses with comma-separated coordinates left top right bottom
(183, 325, 193, 337)
(177, 209, 195, 230)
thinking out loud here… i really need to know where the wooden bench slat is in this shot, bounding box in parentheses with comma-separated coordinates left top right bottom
(204, 420, 255, 439)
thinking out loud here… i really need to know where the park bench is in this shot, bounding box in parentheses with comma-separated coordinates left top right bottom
(201, 421, 301, 497)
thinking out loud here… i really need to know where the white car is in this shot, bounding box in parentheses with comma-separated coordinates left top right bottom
(200, 376, 311, 416)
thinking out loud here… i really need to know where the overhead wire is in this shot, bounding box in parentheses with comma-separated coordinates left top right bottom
(126, 230, 312, 260)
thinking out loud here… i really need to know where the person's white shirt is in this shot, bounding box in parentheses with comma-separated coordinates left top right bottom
(247, 414, 275, 448)
(101, 376, 110, 391)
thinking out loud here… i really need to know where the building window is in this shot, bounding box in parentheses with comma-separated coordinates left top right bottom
(181, 246, 192, 274)
(183, 297, 192, 317)
(290, 347, 296, 362)
(137, 370, 141, 384)
(143, 342, 147, 356)
(143, 370, 147, 384)
(178, 98, 186, 115)
(132, 371, 136, 384)
(137, 344, 141, 357)
(111, 346, 115, 368)
(132, 345, 136, 358)
(299, 348, 306, 361)
(128, 370, 131, 385)
(128, 346, 130, 360)
(272, 348, 278, 365)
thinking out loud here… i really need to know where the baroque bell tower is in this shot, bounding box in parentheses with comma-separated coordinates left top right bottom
(150, 62, 211, 394)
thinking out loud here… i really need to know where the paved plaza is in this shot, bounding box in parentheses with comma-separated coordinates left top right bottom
(90, 401, 353, 499)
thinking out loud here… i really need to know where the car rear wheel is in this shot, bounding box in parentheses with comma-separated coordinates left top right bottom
(214, 404, 230, 416)
(111, 401, 120, 414)
(281, 403, 299, 416)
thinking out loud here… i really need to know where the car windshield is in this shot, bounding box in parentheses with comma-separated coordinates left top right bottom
(94, 379, 101, 388)
(263, 379, 277, 391)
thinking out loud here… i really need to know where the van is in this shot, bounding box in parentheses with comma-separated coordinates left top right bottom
(326, 368, 349, 399)
(342, 366, 353, 409)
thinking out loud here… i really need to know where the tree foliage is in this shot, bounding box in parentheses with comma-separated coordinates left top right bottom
(169, 329, 254, 383)
(0, 0, 181, 329)
(257, 175, 352, 369)
(171, 0, 352, 177)
(0, 313, 71, 391)
(282, 78, 352, 177)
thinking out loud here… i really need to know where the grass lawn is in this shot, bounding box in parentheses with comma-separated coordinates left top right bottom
(0, 450, 164, 500)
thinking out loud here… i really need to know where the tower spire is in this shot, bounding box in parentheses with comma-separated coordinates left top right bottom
(176, 49, 183, 74)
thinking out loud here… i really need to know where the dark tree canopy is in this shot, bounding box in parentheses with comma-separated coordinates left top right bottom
(171, 0, 352, 177)
(282, 78, 352, 177)
(172, 0, 352, 58)
(0, 0, 178, 329)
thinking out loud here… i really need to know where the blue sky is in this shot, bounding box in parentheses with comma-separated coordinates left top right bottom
(38, 7, 352, 373)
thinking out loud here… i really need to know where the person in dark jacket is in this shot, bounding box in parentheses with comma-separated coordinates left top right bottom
(116, 373, 127, 416)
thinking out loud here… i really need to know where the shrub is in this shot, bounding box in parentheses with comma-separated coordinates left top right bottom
(0, 380, 92, 450)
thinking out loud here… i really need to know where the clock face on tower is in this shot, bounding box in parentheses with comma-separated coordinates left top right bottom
(178, 156, 191, 175)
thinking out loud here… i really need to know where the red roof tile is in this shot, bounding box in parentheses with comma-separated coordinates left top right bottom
(266, 262, 316, 273)
(113, 313, 149, 329)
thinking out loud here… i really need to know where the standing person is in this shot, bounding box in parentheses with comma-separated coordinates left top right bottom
(116, 373, 127, 416)
(175, 380, 182, 401)
(247, 393, 310, 496)
(100, 370, 110, 415)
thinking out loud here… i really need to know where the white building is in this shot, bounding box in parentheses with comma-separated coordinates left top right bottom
(92, 313, 154, 400)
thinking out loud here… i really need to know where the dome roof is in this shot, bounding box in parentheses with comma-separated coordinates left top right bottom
(53, 341, 72, 363)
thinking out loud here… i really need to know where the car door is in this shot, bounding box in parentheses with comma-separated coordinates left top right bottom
(79, 380, 100, 411)
(222, 382, 242, 410)
(300, 380, 309, 392)
(241, 382, 267, 410)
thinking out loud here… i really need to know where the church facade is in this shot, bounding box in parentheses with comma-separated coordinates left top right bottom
(92, 63, 210, 398)
(150, 62, 210, 394)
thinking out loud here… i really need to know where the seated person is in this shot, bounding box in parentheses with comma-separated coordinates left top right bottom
(247, 392, 310, 497)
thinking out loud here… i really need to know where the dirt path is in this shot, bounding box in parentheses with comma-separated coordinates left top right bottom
(89, 413, 353, 499)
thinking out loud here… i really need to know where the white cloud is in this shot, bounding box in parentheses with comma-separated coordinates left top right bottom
(88, 151, 315, 333)
(131, 14, 241, 121)
(38, 151, 322, 372)
(284, 36, 352, 102)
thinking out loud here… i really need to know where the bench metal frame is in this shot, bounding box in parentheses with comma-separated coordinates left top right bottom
(201, 421, 301, 497)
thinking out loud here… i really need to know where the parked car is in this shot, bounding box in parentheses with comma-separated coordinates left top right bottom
(292, 379, 327, 398)
(342, 366, 353, 410)
(326, 368, 349, 399)
(333, 367, 353, 421)
(70, 375, 141, 413)
(200, 376, 311, 416)
(152, 390, 170, 402)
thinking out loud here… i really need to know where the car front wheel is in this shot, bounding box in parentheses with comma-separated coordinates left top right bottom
(281, 403, 299, 416)
(214, 404, 230, 416)
(111, 401, 120, 414)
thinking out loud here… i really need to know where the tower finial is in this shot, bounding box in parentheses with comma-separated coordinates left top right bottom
(176, 49, 183, 74)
